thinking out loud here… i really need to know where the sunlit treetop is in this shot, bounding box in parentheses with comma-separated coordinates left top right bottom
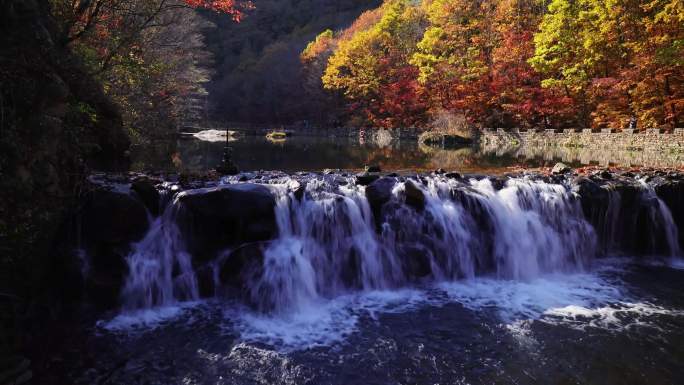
(301, 29, 334, 63)
(183, 0, 254, 20)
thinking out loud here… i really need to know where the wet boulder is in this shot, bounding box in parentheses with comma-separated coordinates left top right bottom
(399, 245, 433, 279)
(404, 180, 426, 211)
(175, 184, 277, 263)
(356, 172, 380, 186)
(365, 177, 397, 228)
(573, 177, 609, 220)
(79, 189, 150, 308)
(131, 177, 160, 216)
(218, 242, 267, 287)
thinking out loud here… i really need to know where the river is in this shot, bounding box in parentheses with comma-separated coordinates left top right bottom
(38, 170, 684, 384)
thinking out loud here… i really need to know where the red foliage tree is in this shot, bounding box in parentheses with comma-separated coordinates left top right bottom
(183, 0, 252, 20)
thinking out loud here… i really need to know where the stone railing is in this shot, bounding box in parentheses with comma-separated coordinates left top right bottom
(480, 128, 684, 168)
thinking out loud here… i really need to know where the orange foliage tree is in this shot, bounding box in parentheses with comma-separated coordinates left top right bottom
(313, 0, 683, 130)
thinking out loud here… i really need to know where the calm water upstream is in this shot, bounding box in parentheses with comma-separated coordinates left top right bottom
(130, 133, 682, 174)
(130, 135, 581, 174)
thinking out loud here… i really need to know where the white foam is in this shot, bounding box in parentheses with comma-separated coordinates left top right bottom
(226, 288, 431, 352)
(98, 302, 201, 332)
(669, 258, 684, 270)
(438, 272, 623, 323)
(542, 302, 684, 331)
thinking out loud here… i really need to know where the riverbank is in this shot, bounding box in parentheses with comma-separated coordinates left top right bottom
(481, 128, 684, 168)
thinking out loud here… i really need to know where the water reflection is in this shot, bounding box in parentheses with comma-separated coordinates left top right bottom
(130, 135, 583, 174)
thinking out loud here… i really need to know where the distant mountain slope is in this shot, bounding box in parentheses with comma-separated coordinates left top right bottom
(202, 0, 381, 125)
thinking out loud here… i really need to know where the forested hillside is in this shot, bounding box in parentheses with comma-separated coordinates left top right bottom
(307, 0, 683, 130)
(0, 0, 242, 358)
(203, 0, 382, 125)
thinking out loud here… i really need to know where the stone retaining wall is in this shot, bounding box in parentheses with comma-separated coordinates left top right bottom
(480, 128, 684, 168)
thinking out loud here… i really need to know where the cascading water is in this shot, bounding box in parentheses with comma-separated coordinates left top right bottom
(120, 195, 199, 310)
(638, 178, 682, 257)
(241, 176, 599, 313)
(248, 179, 400, 313)
(116, 174, 682, 315)
(381, 177, 597, 281)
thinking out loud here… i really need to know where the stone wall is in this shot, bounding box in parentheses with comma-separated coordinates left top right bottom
(481, 128, 684, 168)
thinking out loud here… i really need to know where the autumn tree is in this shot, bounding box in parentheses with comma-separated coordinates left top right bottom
(530, 0, 683, 129)
(410, 0, 498, 126)
(489, 0, 572, 128)
(49, 0, 245, 141)
(307, 0, 682, 129)
(323, 0, 428, 128)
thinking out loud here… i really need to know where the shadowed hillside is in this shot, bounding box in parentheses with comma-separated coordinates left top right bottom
(203, 0, 382, 125)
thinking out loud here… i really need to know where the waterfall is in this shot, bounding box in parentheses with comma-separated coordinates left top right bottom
(379, 177, 596, 281)
(113, 174, 682, 313)
(242, 176, 598, 312)
(637, 179, 682, 257)
(247, 180, 400, 313)
(120, 196, 199, 310)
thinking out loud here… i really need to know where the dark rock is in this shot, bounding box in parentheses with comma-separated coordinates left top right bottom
(294, 183, 306, 201)
(195, 264, 217, 298)
(366, 177, 397, 229)
(356, 173, 380, 186)
(404, 180, 426, 211)
(131, 178, 160, 216)
(218, 242, 268, 302)
(600, 170, 613, 179)
(0, 357, 31, 385)
(79, 189, 150, 308)
(365, 165, 382, 173)
(175, 184, 277, 263)
(489, 177, 507, 190)
(434, 168, 446, 175)
(366, 177, 397, 209)
(445, 172, 462, 179)
(81, 189, 150, 245)
(386, 172, 399, 177)
(400, 245, 432, 279)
